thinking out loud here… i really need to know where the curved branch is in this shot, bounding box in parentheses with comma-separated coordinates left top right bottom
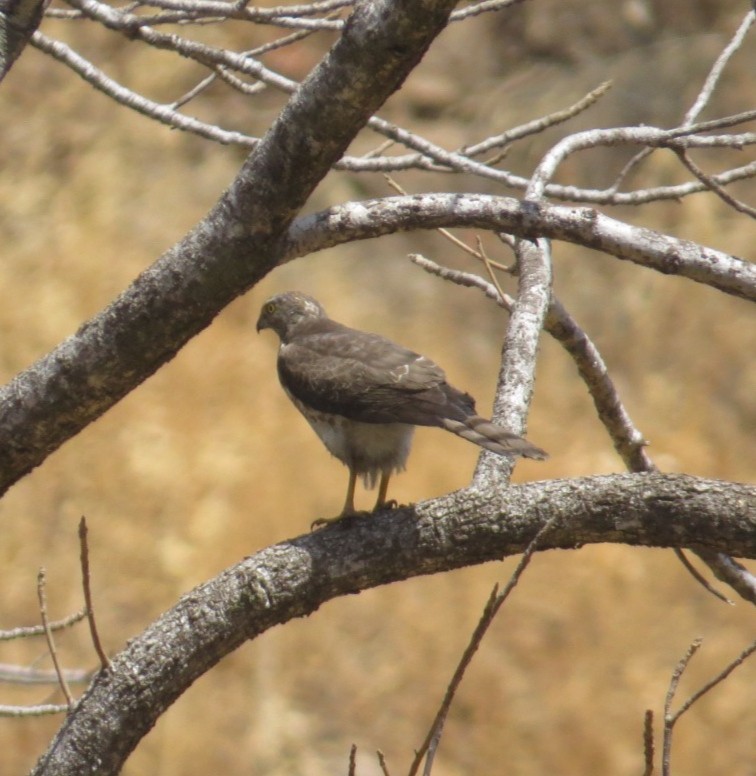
(31, 32, 260, 147)
(31, 473, 756, 775)
(286, 194, 756, 301)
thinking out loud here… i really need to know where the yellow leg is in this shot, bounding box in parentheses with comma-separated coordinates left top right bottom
(341, 469, 358, 516)
(311, 469, 358, 530)
(373, 472, 391, 511)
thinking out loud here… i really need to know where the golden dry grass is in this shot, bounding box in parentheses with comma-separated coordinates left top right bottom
(0, 4, 754, 774)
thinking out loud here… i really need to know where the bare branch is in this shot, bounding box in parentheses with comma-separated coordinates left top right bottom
(29, 473, 756, 774)
(662, 638, 756, 776)
(0, 703, 71, 717)
(376, 750, 391, 776)
(683, 9, 755, 125)
(462, 80, 613, 157)
(409, 513, 559, 776)
(0, 610, 86, 641)
(0, 0, 46, 81)
(527, 122, 756, 201)
(140, 0, 352, 20)
(286, 195, 756, 302)
(31, 32, 260, 147)
(37, 568, 75, 710)
(662, 637, 704, 776)
(671, 639, 756, 724)
(693, 549, 756, 602)
(643, 709, 655, 776)
(473, 237, 550, 488)
(0, 664, 91, 684)
(65, 0, 300, 92)
(449, 0, 526, 22)
(78, 517, 110, 671)
(676, 149, 756, 218)
(407, 252, 746, 602)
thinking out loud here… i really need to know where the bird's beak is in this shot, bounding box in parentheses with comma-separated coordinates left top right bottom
(255, 315, 266, 333)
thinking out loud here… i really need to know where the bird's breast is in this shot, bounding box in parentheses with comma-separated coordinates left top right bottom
(285, 388, 414, 475)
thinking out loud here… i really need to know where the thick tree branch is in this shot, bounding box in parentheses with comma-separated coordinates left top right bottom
(473, 237, 551, 489)
(286, 194, 756, 301)
(31, 473, 756, 775)
(0, 0, 45, 81)
(0, 0, 458, 498)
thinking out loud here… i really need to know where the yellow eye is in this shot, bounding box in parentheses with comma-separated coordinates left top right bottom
(266, 303, 276, 314)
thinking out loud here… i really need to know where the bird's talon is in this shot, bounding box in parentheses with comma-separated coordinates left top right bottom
(374, 499, 402, 512)
(310, 511, 367, 531)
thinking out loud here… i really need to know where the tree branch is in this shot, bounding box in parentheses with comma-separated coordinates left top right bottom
(0, 0, 46, 81)
(286, 194, 756, 301)
(30, 472, 756, 775)
(0, 0, 458, 498)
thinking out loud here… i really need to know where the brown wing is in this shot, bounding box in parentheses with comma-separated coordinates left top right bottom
(278, 320, 476, 426)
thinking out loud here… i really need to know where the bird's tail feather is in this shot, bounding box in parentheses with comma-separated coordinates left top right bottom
(441, 416, 547, 460)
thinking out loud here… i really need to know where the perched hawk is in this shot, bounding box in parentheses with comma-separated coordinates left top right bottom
(257, 291, 547, 524)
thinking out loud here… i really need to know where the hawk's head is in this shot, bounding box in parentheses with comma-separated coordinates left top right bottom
(256, 291, 327, 343)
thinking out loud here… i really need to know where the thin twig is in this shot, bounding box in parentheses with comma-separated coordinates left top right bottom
(450, 0, 525, 22)
(376, 750, 391, 776)
(676, 149, 756, 218)
(32, 33, 260, 147)
(384, 175, 501, 266)
(37, 569, 75, 709)
(661, 638, 756, 776)
(661, 638, 703, 776)
(683, 10, 756, 126)
(0, 703, 72, 717)
(168, 71, 218, 110)
(462, 80, 613, 157)
(79, 517, 111, 671)
(0, 663, 91, 684)
(408, 513, 560, 776)
(668, 638, 756, 724)
(672, 548, 733, 605)
(475, 237, 509, 300)
(348, 743, 357, 776)
(0, 610, 87, 641)
(643, 709, 655, 776)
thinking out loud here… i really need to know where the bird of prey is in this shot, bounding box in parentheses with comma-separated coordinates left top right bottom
(257, 291, 547, 524)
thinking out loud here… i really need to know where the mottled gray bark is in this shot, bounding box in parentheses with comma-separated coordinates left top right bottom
(31, 473, 756, 775)
(285, 195, 756, 302)
(0, 0, 45, 80)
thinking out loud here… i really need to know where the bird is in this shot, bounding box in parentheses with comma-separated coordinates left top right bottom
(256, 291, 547, 525)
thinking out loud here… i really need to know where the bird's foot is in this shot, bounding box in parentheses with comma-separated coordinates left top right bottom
(310, 511, 369, 531)
(373, 499, 410, 512)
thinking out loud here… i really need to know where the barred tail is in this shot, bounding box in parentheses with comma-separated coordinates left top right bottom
(440, 416, 548, 460)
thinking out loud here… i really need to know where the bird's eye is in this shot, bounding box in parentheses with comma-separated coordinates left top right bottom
(266, 303, 276, 314)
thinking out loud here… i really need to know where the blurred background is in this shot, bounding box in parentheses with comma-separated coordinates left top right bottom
(0, 0, 754, 773)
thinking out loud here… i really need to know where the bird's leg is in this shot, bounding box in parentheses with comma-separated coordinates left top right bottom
(341, 469, 358, 516)
(373, 471, 391, 511)
(311, 469, 358, 530)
